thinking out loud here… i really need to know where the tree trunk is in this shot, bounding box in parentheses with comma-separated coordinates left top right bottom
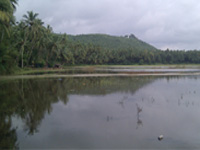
(0, 31, 4, 43)
(21, 46, 24, 68)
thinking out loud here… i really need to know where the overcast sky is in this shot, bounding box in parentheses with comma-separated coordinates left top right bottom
(15, 0, 200, 50)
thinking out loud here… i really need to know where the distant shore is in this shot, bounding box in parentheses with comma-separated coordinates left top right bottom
(1, 64, 200, 80)
(13, 64, 200, 75)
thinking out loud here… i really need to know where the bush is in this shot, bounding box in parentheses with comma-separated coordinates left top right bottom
(34, 59, 45, 68)
(139, 59, 144, 65)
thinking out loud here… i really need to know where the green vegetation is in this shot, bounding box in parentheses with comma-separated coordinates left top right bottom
(1, 1, 200, 74)
(68, 34, 157, 51)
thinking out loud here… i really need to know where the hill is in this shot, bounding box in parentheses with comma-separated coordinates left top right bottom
(68, 34, 157, 51)
(2, 6, 200, 75)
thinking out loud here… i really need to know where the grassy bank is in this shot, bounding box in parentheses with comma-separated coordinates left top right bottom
(12, 64, 200, 75)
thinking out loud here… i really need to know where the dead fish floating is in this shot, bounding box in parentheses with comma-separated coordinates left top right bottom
(158, 135, 163, 141)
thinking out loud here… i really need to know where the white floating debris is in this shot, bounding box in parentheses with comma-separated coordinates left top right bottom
(158, 135, 163, 141)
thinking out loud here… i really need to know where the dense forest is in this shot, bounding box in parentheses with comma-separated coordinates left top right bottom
(1, 0, 200, 74)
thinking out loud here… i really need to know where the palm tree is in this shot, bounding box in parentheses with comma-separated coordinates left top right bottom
(20, 11, 46, 68)
(18, 11, 39, 68)
(23, 11, 39, 27)
(0, 0, 18, 41)
(9, 0, 17, 10)
(0, 0, 16, 22)
(0, 0, 18, 74)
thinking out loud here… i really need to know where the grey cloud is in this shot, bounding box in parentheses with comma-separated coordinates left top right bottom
(15, 0, 200, 50)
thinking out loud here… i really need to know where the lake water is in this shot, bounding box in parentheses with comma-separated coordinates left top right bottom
(1, 75, 200, 149)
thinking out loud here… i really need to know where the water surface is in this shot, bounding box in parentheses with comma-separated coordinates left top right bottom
(1, 75, 200, 149)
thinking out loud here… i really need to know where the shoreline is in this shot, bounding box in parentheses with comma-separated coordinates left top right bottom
(12, 64, 200, 74)
(1, 65, 200, 80)
(1, 72, 200, 80)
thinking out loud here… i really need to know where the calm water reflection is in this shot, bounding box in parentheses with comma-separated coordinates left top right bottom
(1, 76, 200, 149)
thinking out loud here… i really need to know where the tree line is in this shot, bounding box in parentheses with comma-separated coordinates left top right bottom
(1, 0, 200, 74)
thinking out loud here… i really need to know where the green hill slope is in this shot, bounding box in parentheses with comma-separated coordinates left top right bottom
(68, 34, 157, 51)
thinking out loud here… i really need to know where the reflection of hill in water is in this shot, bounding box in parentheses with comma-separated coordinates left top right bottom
(70, 76, 155, 95)
(0, 76, 155, 149)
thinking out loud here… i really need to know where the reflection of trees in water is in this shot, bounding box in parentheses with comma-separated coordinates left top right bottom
(17, 79, 70, 134)
(0, 115, 18, 149)
(73, 76, 156, 95)
(0, 78, 70, 148)
(3, 75, 200, 149)
(0, 76, 155, 149)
